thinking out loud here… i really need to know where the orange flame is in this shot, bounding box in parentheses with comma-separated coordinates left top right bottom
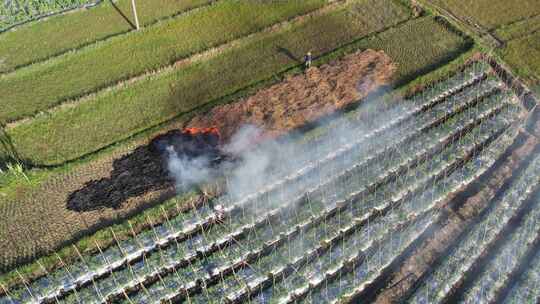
(183, 127, 220, 136)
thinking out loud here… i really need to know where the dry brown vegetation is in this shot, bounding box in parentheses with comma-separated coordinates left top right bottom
(188, 49, 395, 140)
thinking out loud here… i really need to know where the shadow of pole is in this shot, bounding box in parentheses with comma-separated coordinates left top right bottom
(0, 122, 25, 169)
(277, 46, 301, 63)
(109, 0, 137, 30)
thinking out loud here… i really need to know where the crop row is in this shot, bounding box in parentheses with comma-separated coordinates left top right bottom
(93, 83, 509, 303)
(502, 203, 540, 304)
(134, 91, 516, 302)
(79, 70, 500, 302)
(187, 103, 519, 304)
(300, 120, 521, 304)
(408, 150, 540, 303)
(291, 107, 520, 303)
(460, 169, 540, 302)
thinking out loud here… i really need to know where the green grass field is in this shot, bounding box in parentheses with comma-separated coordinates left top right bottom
(495, 15, 540, 42)
(0, 0, 213, 73)
(427, 0, 540, 95)
(500, 32, 540, 85)
(428, 0, 540, 30)
(6, 0, 416, 166)
(352, 17, 471, 84)
(0, 0, 326, 123)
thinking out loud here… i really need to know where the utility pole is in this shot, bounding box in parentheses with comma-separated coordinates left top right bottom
(131, 0, 140, 30)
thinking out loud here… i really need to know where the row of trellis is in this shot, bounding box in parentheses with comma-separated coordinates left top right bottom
(1, 61, 535, 304)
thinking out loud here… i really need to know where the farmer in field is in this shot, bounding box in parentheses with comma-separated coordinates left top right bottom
(304, 51, 313, 69)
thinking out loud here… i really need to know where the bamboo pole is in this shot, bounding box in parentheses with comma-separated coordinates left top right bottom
(130, 0, 140, 30)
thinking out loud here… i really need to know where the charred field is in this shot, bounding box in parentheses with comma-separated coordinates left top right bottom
(0, 0, 539, 304)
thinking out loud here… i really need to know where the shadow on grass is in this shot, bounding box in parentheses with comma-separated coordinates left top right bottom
(109, 0, 137, 30)
(0, 122, 30, 171)
(277, 46, 301, 63)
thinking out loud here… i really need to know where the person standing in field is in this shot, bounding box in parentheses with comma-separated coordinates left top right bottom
(304, 51, 312, 69)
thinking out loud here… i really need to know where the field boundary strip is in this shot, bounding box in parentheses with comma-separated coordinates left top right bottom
(2, 0, 351, 130)
(0, 0, 221, 75)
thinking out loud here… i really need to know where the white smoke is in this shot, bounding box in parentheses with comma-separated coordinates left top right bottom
(222, 124, 262, 155)
(166, 146, 213, 190)
(166, 87, 405, 214)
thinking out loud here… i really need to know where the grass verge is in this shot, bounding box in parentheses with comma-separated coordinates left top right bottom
(0, 0, 327, 123)
(5, 0, 416, 166)
(427, 0, 540, 30)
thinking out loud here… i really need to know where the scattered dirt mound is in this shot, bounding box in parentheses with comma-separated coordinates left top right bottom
(188, 49, 395, 140)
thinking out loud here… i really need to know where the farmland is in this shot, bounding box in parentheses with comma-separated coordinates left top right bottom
(0, 0, 98, 31)
(0, 0, 539, 303)
(5, 0, 426, 165)
(1, 60, 538, 303)
(426, 0, 540, 94)
(428, 0, 540, 30)
(0, 0, 328, 123)
(0, 0, 213, 72)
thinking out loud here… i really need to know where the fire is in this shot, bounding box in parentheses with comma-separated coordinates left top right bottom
(182, 127, 220, 138)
